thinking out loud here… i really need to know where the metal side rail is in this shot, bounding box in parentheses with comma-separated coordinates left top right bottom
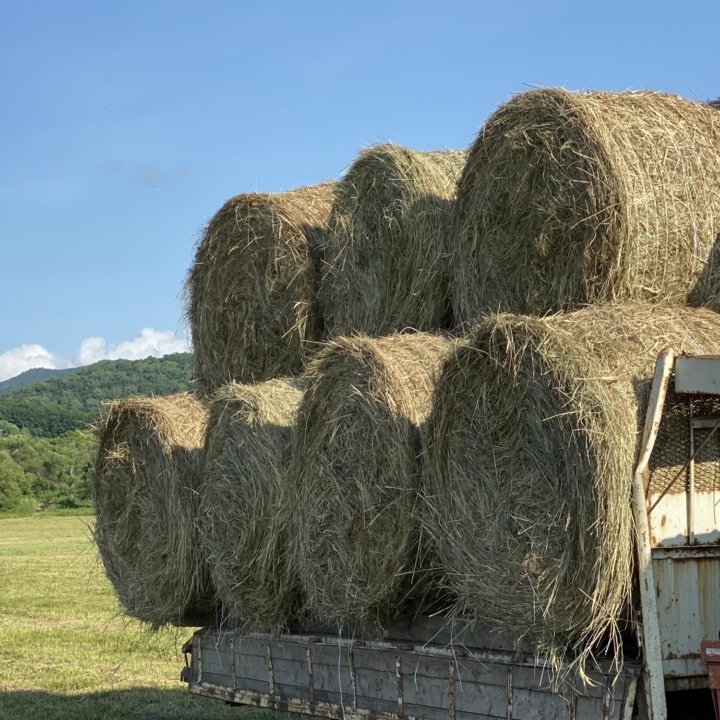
(183, 627, 640, 720)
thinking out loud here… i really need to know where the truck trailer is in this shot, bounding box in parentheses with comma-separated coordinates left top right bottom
(182, 349, 720, 720)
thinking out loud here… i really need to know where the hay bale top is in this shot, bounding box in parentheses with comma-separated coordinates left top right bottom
(208, 377, 303, 430)
(485, 303, 720, 373)
(423, 304, 720, 683)
(320, 144, 466, 336)
(451, 88, 720, 320)
(185, 182, 335, 395)
(303, 331, 452, 423)
(99, 393, 207, 450)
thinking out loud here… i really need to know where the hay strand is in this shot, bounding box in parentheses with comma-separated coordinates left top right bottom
(422, 305, 720, 683)
(320, 145, 466, 336)
(451, 89, 720, 321)
(186, 183, 335, 396)
(93, 393, 210, 628)
(199, 378, 303, 632)
(291, 332, 453, 628)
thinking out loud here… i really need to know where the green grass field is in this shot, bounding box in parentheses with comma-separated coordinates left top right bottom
(0, 515, 274, 719)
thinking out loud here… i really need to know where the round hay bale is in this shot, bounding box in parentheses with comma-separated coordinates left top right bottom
(291, 332, 453, 628)
(319, 145, 466, 336)
(451, 89, 720, 322)
(186, 183, 336, 397)
(423, 305, 720, 681)
(93, 393, 210, 628)
(199, 378, 303, 632)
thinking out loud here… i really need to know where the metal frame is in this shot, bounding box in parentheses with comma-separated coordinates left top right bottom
(632, 348, 673, 720)
(186, 628, 639, 720)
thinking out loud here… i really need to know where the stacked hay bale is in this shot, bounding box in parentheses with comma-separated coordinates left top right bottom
(422, 305, 720, 680)
(291, 332, 453, 629)
(199, 379, 303, 632)
(185, 183, 335, 397)
(450, 89, 720, 322)
(94, 393, 211, 628)
(319, 144, 466, 336)
(95, 88, 720, 673)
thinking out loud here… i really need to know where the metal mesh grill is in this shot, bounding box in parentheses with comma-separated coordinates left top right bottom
(648, 378, 720, 495)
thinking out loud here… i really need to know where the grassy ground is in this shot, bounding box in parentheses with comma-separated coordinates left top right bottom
(0, 515, 279, 720)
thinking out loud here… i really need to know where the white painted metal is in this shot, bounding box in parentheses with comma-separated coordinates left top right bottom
(647, 492, 720, 547)
(633, 347, 674, 720)
(652, 551, 720, 680)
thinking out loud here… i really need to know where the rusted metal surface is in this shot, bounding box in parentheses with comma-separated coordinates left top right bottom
(266, 644, 275, 700)
(192, 681, 423, 720)
(396, 656, 404, 718)
(307, 646, 315, 705)
(602, 675, 611, 720)
(349, 648, 358, 710)
(700, 641, 720, 719)
(448, 661, 455, 720)
(505, 667, 512, 720)
(567, 694, 576, 720)
(185, 627, 639, 720)
(653, 547, 720, 681)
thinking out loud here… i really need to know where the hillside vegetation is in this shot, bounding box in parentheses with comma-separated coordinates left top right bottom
(0, 353, 193, 436)
(0, 366, 79, 394)
(0, 353, 194, 512)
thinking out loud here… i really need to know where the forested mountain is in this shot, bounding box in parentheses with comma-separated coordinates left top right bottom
(0, 367, 79, 394)
(0, 353, 194, 436)
(0, 353, 195, 512)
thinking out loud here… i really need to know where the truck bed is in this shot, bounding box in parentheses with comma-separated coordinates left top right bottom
(183, 624, 641, 720)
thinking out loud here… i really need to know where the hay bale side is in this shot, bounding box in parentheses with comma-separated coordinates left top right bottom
(93, 393, 210, 628)
(423, 305, 720, 682)
(292, 332, 453, 628)
(319, 145, 466, 336)
(186, 183, 336, 397)
(199, 378, 303, 632)
(451, 89, 720, 321)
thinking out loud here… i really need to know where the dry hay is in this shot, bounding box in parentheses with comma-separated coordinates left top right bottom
(291, 332, 453, 628)
(451, 88, 720, 322)
(93, 393, 210, 628)
(199, 378, 303, 632)
(186, 183, 336, 397)
(319, 145, 466, 337)
(422, 305, 720, 683)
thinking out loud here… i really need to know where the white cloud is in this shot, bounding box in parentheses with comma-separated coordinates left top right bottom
(73, 328, 189, 365)
(0, 344, 71, 382)
(0, 329, 190, 383)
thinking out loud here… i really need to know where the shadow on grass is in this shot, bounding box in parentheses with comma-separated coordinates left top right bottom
(0, 687, 297, 720)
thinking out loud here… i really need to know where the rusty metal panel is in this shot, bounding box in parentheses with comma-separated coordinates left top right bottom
(652, 548, 720, 682)
(186, 629, 639, 720)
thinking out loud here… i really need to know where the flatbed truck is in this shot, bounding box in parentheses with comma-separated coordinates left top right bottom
(182, 350, 720, 720)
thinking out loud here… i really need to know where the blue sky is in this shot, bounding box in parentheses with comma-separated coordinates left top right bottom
(0, 0, 717, 380)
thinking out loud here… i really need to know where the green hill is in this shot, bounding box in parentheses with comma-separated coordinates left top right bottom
(0, 367, 80, 395)
(0, 353, 194, 437)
